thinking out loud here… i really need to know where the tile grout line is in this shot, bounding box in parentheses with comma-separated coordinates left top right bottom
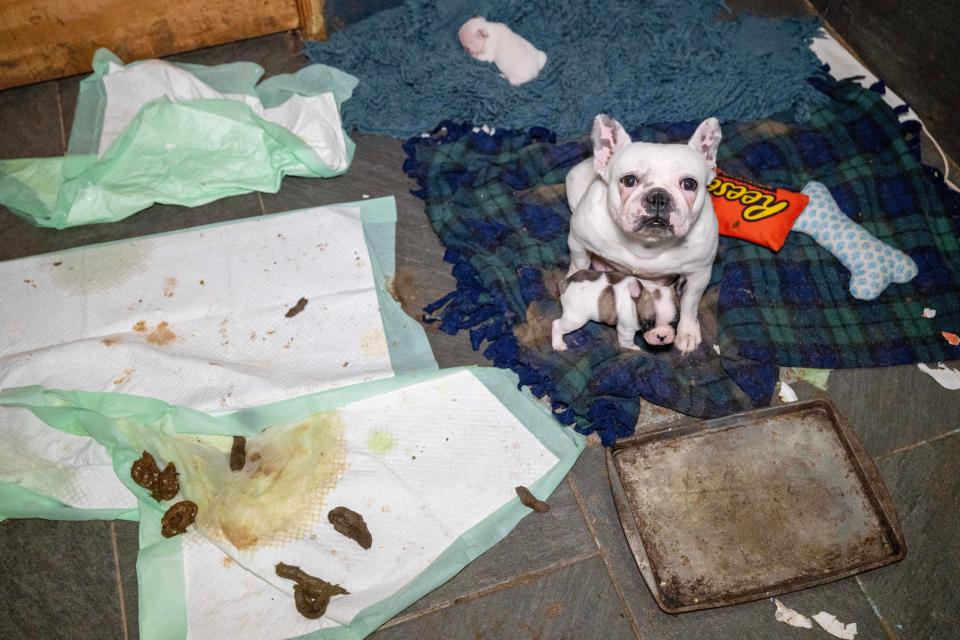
(378, 549, 601, 630)
(855, 575, 899, 640)
(566, 474, 645, 640)
(109, 521, 131, 640)
(874, 427, 960, 463)
(54, 82, 68, 154)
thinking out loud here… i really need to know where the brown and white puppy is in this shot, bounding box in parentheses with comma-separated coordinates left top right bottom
(564, 114, 721, 353)
(552, 270, 678, 351)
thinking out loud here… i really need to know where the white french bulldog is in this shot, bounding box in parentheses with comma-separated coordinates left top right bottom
(564, 114, 722, 354)
(458, 16, 547, 86)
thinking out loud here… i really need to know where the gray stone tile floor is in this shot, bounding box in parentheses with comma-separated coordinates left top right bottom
(1, 7, 959, 639)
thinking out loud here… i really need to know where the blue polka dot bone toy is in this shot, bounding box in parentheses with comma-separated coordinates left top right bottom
(794, 181, 918, 300)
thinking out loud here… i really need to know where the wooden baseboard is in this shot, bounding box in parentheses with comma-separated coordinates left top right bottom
(0, 0, 302, 89)
(295, 0, 326, 40)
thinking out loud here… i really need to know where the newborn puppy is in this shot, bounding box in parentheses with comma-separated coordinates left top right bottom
(552, 270, 678, 351)
(458, 16, 547, 86)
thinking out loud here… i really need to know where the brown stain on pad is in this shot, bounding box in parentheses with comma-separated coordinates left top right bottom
(275, 562, 349, 619)
(516, 486, 550, 513)
(387, 267, 419, 318)
(133, 320, 177, 346)
(113, 368, 135, 385)
(328, 506, 373, 549)
(162, 276, 177, 298)
(285, 297, 308, 318)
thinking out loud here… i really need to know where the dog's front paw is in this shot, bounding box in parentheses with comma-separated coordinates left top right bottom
(674, 320, 702, 354)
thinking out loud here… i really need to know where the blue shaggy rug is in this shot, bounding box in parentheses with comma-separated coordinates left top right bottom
(304, 0, 827, 138)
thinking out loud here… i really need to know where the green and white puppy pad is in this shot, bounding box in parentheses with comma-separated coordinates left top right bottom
(0, 197, 435, 516)
(0, 367, 585, 640)
(0, 49, 358, 228)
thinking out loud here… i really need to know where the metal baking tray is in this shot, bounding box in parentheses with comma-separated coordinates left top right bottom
(607, 399, 906, 613)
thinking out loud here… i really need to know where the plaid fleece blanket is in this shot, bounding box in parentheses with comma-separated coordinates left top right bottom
(403, 78, 960, 444)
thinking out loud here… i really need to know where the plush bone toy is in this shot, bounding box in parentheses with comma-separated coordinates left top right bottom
(458, 17, 547, 86)
(795, 181, 918, 300)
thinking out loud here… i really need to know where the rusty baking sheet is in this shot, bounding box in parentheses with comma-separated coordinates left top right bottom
(607, 399, 906, 613)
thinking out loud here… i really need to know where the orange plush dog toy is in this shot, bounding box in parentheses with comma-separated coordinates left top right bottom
(708, 172, 809, 251)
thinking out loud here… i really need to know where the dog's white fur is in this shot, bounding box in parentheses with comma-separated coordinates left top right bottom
(458, 17, 547, 86)
(564, 115, 722, 353)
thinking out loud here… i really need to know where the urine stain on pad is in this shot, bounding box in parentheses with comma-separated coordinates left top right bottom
(360, 326, 389, 357)
(142, 410, 349, 550)
(113, 368, 135, 385)
(44, 243, 148, 293)
(133, 320, 177, 346)
(367, 430, 396, 455)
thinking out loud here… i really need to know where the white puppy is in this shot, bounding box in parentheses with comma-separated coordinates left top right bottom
(565, 115, 721, 353)
(458, 16, 547, 86)
(552, 270, 678, 351)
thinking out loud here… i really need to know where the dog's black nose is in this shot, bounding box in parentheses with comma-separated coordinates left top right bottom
(645, 188, 671, 213)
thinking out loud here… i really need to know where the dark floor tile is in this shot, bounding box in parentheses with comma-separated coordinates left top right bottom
(790, 361, 960, 458)
(114, 521, 140, 640)
(858, 432, 960, 640)
(0, 80, 65, 158)
(372, 555, 635, 640)
(392, 481, 597, 619)
(0, 519, 125, 639)
(0, 193, 263, 262)
(567, 446, 891, 640)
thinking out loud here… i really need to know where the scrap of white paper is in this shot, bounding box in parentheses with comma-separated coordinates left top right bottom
(778, 381, 798, 403)
(813, 611, 858, 639)
(917, 363, 960, 390)
(772, 598, 813, 629)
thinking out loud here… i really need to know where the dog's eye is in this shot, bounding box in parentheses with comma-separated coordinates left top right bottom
(681, 178, 698, 191)
(621, 175, 638, 188)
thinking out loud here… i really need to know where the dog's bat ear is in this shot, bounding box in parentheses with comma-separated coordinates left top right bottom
(688, 117, 722, 178)
(591, 114, 630, 178)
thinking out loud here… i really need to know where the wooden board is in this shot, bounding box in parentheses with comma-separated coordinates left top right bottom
(0, 0, 302, 89)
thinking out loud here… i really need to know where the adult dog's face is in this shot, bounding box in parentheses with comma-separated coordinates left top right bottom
(590, 115, 722, 242)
